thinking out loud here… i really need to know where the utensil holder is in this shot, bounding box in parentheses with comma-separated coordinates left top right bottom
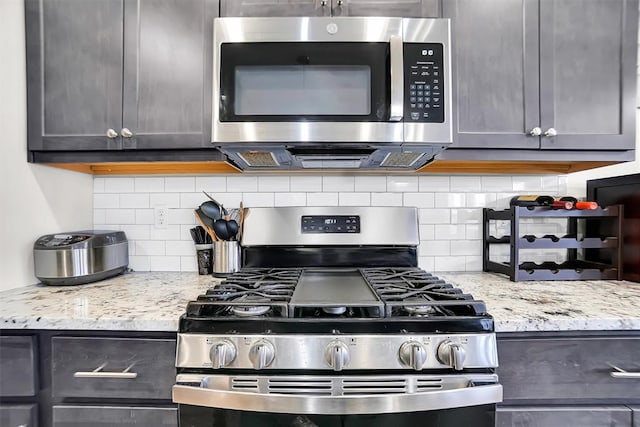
(194, 244, 213, 275)
(212, 241, 240, 277)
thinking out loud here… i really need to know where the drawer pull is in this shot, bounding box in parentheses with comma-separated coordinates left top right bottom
(610, 365, 640, 379)
(74, 362, 138, 379)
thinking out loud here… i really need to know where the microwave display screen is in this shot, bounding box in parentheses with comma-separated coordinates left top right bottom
(235, 65, 371, 116)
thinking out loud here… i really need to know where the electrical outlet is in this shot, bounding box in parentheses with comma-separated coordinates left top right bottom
(154, 206, 169, 228)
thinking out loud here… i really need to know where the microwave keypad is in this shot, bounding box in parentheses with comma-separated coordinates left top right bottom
(404, 43, 444, 123)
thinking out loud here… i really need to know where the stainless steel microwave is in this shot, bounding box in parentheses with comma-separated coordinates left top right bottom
(212, 17, 452, 170)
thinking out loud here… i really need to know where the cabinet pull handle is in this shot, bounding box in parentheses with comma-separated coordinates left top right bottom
(544, 127, 557, 137)
(121, 128, 134, 138)
(319, 0, 327, 6)
(610, 365, 640, 379)
(529, 127, 542, 136)
(106, 128, 118, 139)
(74, 362, 138, 379)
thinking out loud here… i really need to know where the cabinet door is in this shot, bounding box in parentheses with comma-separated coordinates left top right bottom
(0, 336, 38, 397)
(52, 406, 177, 427)
(0, 404, 38, 427)
(122, 0, 219, 149)
(333, 0, 440, 17)
(496, 406, 632, 427)
(220, 0, 330, 16)
(539, 0, 638, 150)
(443, 0, 540, 149)
(25, 0, 124, 151)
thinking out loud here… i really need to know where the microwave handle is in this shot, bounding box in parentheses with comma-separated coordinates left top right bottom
(389, 35, 404, 122)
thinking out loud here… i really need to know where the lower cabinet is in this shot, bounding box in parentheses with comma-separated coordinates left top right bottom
(633, 407, 640, 427)
(0, 404, 38, 427)
(52, 406, 177, 427)
(496, 406, 632, 427)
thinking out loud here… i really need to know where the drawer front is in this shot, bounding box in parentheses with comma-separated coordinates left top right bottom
(0, 336, 38, 397)
(52, 405, 177, 427)
(496, 406, 632, 427)
(0, 404, 38, 427)
(51, 337, 175, 399)
(498, 337, 640, 402)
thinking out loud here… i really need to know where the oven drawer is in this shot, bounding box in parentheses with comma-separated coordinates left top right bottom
(0, 336, 38, 397)
(498, 336, 640, 402)
(0, 404, 38, 427)
(52, 405, 177, 427)
(51, 337, 176, 399)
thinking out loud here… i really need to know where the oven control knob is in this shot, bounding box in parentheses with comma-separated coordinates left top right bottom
(437, 340, 466, 371)
(249, 340, 275, 369)
(209, 339, 237, 369)
(325, 341, 350, 371)
(399, 341, 428, 370)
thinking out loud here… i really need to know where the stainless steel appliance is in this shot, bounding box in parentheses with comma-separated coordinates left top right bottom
(33, 230, 128, 285)
(212, 17, 452, 170)
(173, 207, 501, 426)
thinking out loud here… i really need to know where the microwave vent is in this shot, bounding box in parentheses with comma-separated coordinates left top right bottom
(237, 152, 280, 167)
(380, 152, 425, 168)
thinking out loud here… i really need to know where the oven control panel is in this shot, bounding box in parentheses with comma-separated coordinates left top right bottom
(404, 43, 444, 123)
(301, 215, 360, 234)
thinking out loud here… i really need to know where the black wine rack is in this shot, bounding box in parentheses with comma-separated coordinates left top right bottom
(483, 205, 623, 281)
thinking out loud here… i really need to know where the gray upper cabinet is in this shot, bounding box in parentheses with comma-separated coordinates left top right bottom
(26, 0, 218, 152)
(220, 0, 439, 17)
(443, 0, 540, 149)
(539, 0, 638, 150)
(444, 0, 637, 152)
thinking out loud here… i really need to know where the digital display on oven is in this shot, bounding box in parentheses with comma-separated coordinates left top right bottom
(301, 216, 360, 234)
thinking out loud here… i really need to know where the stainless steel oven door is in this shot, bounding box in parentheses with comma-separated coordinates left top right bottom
(212, 17, 451, 145)
(173, 373, 502, 415)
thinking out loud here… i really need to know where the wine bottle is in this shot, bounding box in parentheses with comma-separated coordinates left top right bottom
(510, 195, 554, 207)
(551, 200, 573, 209)
(554, 196, 599, 210)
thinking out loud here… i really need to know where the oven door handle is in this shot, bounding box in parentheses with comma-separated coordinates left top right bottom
(172, 382, 502, 415)
(389, 34, 404, 122)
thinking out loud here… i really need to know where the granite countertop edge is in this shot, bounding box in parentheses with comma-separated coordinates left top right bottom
(0, 271, 638, 333)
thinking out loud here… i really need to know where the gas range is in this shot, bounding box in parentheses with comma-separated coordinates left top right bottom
(173, 207, 501, 425)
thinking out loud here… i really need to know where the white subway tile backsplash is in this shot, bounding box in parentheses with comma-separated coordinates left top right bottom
(196, 176, 226, 193)
(149, 256, 181, 271)
(307, 192, 339, 206)
(354, 176, 387, 192)
(339, 192, 370, 206)
(371, 192, 403, 206)
(435, 193, 466, 208)
(135, 240, 165, 256)
(150, 193, 180, 208)
(166, 240, 196, 256)
(104, 177, 134, 193)
(258, 176, 290, 192)
(418, 209, 450, 224)
(134, 177, 164, 193)
(387, 176, 418, 192)
(94, 194, 119, 209)
(165, 177, 195, 193)
(403, 193, 434, 208)
(481, 176, 512, 192)
(419, 176, 450, 192)
(105, 209, 136, 224)
(120, 193, 149, 209)
(243, 192, 275, 207)
(228, 176, 258, 192)
(323, 176, 355, 192)
(450, 176, 481, 192)
(450, 208, 482, 224)
(434, 224, 466, 240)
(275, 193, 306, 206)
(95, 173, 563, 273)
(290, 176, 322, 192)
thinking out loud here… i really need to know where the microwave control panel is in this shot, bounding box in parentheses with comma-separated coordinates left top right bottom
(301, 216, 361, 234)
(404, 43, 444, 123)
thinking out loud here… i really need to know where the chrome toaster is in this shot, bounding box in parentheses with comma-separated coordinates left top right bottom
(33, 230, 128, 285)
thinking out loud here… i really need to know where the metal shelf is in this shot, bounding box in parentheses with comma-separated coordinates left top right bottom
(483, 205, 623, 282)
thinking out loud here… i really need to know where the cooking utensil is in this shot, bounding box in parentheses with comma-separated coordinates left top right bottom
(194, 209, 218, 242)
(213, 214, 239, 241)
(202, 191, 228, 215)
(238, 202, 245, 241)
(200, 201, 223, 220)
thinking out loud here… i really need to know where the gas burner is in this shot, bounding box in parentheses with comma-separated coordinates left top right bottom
(402, 305, 437, 316)
(322, 306, 347, 315)
(231, 305, 271, 317)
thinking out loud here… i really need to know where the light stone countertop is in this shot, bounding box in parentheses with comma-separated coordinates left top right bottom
(1, 271, 639, 333)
